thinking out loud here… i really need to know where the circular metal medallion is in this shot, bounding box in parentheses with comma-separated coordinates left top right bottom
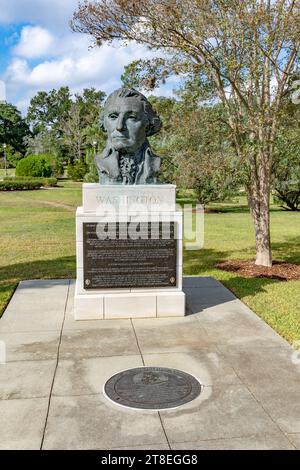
(104, 367, 202, 410)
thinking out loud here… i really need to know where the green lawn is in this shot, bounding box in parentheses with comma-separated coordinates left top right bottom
(0, 168, 15, 178)
(0, 183, 299, 345)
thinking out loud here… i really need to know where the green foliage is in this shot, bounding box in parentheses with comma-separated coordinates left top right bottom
(121, 59, 169, 89)
(16, 154, 53, 178)
(151, 96, 242, 203)
(84, 147, 98, 183)
(147, 96, 179, 183)
(62, 88, 106, 163)
(0, 180, 42, 190)
(0, 102, 30, 153)
(3, 176, 57, 187)
(26, 86, 106, 166)
(272, 101, 300, 211)
(27, 87, 72, 135)
(67, 160, 88, 181)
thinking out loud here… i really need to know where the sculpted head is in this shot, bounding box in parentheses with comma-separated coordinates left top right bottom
(100, 88, 162, 154)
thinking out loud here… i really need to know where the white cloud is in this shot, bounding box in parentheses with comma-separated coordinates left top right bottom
(6, 40, 154, 88)
(0, 0, 176, 113)
(4, 37, 172, 113)
(13, 26, 55, 59)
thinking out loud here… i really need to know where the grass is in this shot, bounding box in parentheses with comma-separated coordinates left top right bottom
(0, 184, 299, 345)
(0, 168, 15, 178)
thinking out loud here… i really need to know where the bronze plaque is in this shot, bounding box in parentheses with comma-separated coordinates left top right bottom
(83, 222, 177, 289)
(104, 367, 202, 410)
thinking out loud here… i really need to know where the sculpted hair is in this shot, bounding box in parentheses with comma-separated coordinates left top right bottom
(100, 88, 162, 137)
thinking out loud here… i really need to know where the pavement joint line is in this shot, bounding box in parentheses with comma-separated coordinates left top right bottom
(57, 353, 144, 360)
(214, 343, 296, 447)
(168, 432, 297, 446)
(103, 442, 170, 450)
(0, 329, 62, 334)
(130, 318, 145, 366)
(158, 412, 171, 450)
(130, 318, 172, 449)
(0, 395, 50, 402)
(40, 280, 71, 451)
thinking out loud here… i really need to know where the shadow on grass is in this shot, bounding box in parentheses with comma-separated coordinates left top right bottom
(0, 256, 76, 316)
(271, 237, 300, 264)
(222, 276, 280, 300)
(0, 256, 76, 285)
(183, 248, 228, 275)
(183, 234, 300, 273)
(183, 242, 299, 307)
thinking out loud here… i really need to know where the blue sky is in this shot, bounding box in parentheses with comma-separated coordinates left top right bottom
(0, 0, 175, 114)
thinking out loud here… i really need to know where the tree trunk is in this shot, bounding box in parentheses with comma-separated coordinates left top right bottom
(254, 209, 272, 267)
(247, 158, 272, 267)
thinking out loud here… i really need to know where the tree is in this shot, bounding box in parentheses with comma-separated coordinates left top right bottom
(272, 98, 300, 210)
(72, 0, 300, 266)
(169, 100, 242, 204)
(61, 88, 106, 163)
(26, 87, 72, 166)
(27, 87, 72, 135)
(0, 102, 30, 153)
(26, 87, 106, 170)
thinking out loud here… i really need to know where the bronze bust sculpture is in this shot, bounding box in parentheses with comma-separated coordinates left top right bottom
(95, 88, 162, 184)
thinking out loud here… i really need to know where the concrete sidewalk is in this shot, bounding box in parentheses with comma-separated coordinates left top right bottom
(0, 277, 299, 450)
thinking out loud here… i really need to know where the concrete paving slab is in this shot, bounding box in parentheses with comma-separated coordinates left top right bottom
(0, 280, 69, 333)
(0, 360, 56, 399)
(108, 444, 170, 450)
(160, 384, 280, 443)
(218, 346, 300, 390)
(247, 387, 300, 434)
(59, 321, 140, 359)
(0, 331, 60, 361)
(143, 351, 241, 386)
(183, 276, 223, 289)
(188, 300, 287, 349)
(219, 346, 300, 433)
(42, 394, 168, 450)
(17, 279, 69, 293)
(287, 434, 300, 449)
(0, 398, 48, 450)
(171, 434, 295, 450)
(132, 316, 216, 353)
(185, 286, 236, 310)
(1, 276, 299, 450)
(53, 355, 143, 396)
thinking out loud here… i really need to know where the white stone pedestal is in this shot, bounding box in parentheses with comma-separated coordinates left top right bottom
(74, 183, 185, 320)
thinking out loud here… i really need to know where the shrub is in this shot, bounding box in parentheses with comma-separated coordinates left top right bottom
(2, 176, 57, 188)
(67, 160, 88, 181)
(41, 177, 57, 187)
(0, 180, 42, 191)
(16, 154, 52, 178)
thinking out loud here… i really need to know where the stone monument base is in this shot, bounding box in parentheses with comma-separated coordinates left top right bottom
(74, 287, 185, 320)
(74, 184, 185, 320)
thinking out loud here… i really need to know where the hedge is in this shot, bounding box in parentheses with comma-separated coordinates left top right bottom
(0, 180, 43, 191)
(3, 176, 57, 187)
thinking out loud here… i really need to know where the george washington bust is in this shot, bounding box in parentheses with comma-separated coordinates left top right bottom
(95, 88, 162, 185)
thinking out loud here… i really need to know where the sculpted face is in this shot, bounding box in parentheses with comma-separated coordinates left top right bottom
(103, 97, 148, 153)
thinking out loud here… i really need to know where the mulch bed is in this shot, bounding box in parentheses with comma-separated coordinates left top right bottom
(215, 260, 300, 281)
